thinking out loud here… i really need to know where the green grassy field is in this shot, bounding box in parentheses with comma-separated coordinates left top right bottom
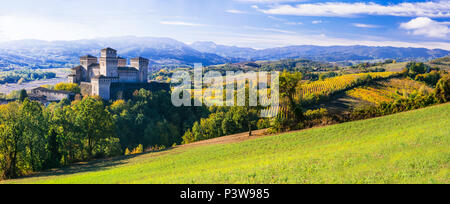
(374, 62, 408, 72)
(3, 104, 449, 184)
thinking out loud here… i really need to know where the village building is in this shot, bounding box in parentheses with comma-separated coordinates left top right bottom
(30, 87, 75, 102)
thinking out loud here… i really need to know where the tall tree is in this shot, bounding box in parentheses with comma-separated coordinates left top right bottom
(72, 97, 114, 159)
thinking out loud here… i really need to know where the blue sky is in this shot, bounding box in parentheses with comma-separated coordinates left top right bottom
(0, 0, 448, 49)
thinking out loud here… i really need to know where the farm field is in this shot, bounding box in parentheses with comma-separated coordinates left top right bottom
(3, 103, 449, 184)
(374, 62, 408, 72)
(0, 68, 69, 94)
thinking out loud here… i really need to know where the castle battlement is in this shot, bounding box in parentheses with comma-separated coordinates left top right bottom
(69, 48, 149, 100)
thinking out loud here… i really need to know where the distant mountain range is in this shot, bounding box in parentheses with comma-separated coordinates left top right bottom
(191, 41, 450, 62)
(0, 36, 448, 69)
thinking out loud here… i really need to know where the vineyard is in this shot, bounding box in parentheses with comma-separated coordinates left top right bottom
(347, 78, 433, 105)
(297, 72, 398, 99)
(256, 72, 400, 119)
(181, 72, 400, 118)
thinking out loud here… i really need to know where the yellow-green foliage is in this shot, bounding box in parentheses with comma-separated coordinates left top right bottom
(130, 144, 144, 155)
(4, 103, 449, 184)
(298, 72, 398, 98)
(124, 148, 131, 156)
(305, 108, 329, 119)
(347, 78, 433, 104)
(54, 83, 81, 93)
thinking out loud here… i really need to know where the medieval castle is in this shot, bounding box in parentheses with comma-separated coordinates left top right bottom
(68, 48, 150, 100)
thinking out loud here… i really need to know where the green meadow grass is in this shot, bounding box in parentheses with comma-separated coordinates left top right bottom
(4, 104, 450, 184)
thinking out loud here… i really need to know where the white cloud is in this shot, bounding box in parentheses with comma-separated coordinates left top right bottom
(400, 17, 449, 38)
(285, 22, 303, 25)
(268, 16, 284, 21)
(236, 0, 306, 3)
(312, 20, 323, 24)
(243, 26, 296, 34)
(353, 23, 379, 28)
(226, 9, 246, 14)
(160, 21, 206, 27)
(258, 1, 450, 17)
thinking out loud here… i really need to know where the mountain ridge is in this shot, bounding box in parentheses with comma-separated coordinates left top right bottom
(0, 36, 448, 69)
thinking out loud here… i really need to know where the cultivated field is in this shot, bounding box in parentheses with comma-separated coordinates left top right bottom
(0, 68, 69, 94)
(3, 103, 449, 184)
(347, 78, 433, 105)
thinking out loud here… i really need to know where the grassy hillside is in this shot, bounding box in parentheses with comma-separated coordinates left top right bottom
(4, 104, 449, 184)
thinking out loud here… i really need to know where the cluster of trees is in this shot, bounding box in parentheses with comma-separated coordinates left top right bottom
(351, 59, 396, 69)
(415, 71, 442, 87)
(0, 89, 208, 179)
(404, 62, 429, 77)
(0, 69, 56, 84)
(0, 89, 28, 100)
(54, 83, 81, 94)
(149, 69, 174, 82)
(182, 106, 259, 144)
(351, 74, 449, 120)
(270, 72, 305, 132)
(260, 59, 335, 72)
(403, 61, 448, 88)
(42, 83, 82, 94)
(0, 97, 118, 179)
(110, 89, 208, 149)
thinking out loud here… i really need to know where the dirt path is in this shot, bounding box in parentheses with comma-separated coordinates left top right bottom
(178, 129, 270, 148)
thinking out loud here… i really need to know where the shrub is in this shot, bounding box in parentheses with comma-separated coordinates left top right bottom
(131, 144, 144, 155)
(257, 119, 271, 130)
(415, 71, 441, 87)
(54, 83, 81, 94)
(434, 75, 450, 103)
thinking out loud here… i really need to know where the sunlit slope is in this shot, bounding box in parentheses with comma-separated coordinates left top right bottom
(5, 104, 449, 184)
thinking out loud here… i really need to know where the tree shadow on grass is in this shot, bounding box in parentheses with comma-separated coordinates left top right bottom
(19, 155, 138, 180)
(18, 147, 176, 181)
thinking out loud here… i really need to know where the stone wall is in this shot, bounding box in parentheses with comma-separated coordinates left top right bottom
(31, 88, 74, 101)
(80, 82, 92, 96)
(118, 70, 139, 83)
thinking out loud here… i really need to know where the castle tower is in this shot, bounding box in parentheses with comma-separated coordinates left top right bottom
(100, 48, 118, 77)
(91, 76, 112, 100)
(80, 55, 98, 69)
(131, 57, 149, 83)
(118, 57, 127, 67)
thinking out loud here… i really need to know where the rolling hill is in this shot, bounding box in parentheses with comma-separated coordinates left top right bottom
(3, 103, 449, 184)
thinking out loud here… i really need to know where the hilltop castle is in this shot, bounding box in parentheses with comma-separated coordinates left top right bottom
(69, 48, 152, 100)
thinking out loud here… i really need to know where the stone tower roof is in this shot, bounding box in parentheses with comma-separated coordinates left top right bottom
(71, 65, 83, 70)
(80, 55, 97, 59)
(131, 57, 149, 62)
(101, 47, 116, 52)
